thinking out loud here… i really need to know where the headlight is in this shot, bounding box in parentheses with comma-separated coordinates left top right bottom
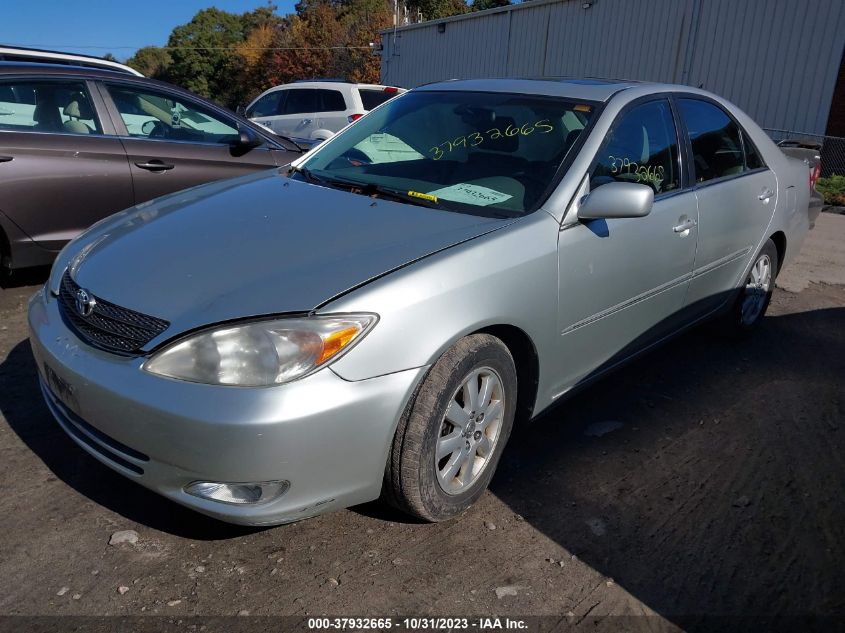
(142, 314, 376, 386)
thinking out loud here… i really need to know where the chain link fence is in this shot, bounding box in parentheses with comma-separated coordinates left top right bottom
(764, 128, 845, 178)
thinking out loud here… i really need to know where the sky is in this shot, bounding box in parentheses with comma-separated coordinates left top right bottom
(0, 0, 299, 62)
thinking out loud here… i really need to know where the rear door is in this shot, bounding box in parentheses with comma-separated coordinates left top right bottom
(677, 97, 778, 314)
(313, 88, 350, 136)
(100, 81, 281, 204)
(0, 77, 133, 251)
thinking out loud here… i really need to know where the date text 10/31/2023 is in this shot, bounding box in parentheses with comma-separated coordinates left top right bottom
(307, 617, 529, 630)
(429, 119, 555, 161)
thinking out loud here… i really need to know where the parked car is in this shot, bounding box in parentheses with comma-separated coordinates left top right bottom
(244, 80, 405, 143)
(30, 78, 811, 526)
(777, 139, 823, 228)
(0, 62, 303, 273)
(0, 45, 143, 76)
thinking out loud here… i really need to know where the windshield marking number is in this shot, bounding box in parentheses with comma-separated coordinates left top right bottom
(430, 119, 555, 160)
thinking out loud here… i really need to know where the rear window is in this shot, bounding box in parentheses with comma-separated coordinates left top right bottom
(0, 80, 101, 134)
(359, 89, 395, 111)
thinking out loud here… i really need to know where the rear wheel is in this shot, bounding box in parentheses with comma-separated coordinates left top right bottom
(383, 334, 517, 522)
(721, 238, 778, 334)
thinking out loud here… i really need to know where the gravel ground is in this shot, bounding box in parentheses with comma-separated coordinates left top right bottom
(0, 221, 843, 631)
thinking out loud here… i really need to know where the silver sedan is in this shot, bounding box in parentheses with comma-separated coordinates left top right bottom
(28, 79, 811, 525)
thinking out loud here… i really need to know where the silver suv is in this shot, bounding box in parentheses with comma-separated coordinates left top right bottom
(245, 80, 405, 143)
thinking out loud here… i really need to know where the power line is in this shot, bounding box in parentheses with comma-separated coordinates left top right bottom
(6, 43, 375, 51)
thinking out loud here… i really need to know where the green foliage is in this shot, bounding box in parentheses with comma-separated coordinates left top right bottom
(126, 46, 172, 78)
(101, 53, 119, 62)
(470, 0, 510, 11)
(408, 0, 468, 20)
(162, 7, 250, 104)
(816, 175, 845, 206)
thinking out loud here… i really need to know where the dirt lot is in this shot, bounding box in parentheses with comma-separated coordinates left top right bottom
(1, 216, 843, 632)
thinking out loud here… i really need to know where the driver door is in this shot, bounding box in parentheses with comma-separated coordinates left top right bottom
(553, 98, 698, 392)
(98, 81, 280, 204)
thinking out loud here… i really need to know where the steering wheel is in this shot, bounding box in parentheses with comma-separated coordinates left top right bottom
(141, 120, 167, 139)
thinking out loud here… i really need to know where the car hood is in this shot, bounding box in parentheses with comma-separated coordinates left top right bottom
(65, 170, 508, 344)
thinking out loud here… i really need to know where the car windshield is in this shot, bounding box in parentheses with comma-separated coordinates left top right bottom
(297, 90, 597, 216)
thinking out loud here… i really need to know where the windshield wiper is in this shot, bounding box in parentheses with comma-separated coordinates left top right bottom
(356, 183, 446, 209)
(289, 168, 463, 212)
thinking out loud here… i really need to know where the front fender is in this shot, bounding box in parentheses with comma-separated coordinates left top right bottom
(321, 211, 562, 412)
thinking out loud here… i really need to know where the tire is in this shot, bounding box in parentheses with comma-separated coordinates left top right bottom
(383, 334, 517, 522)
(720, 238, 779, 335)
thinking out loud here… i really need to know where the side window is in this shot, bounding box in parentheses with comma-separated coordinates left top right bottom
(317, 89, 346, 112)
(247, 90, 283, 118)
(107, 84, 239, 145)
(590, 100, 680, 195)
(743, 132, 765, 170)
(282, 89, 317, 115)
(678, 99, 745, 182)
(0, 80, 101, 135)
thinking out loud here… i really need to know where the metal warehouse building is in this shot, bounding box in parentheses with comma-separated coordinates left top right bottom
(379, 0, 845, 143)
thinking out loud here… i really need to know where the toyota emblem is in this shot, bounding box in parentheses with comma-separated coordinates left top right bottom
(75, 288, 97, 318)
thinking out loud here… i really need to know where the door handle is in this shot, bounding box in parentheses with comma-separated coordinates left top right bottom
(301, 118, 312, 125)
(673, 218, 697, 233)
(0, 155, 13, 163)
(135, 160, 174, 172)
(758, 188, 775, 201)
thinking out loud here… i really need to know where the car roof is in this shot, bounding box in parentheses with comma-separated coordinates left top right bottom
(0, 60, 142, 79)
(266, 81, 401, 90)
(415, 77, 672, 102)
(0, 46, 143, 76)
(0, 62, 208, 98)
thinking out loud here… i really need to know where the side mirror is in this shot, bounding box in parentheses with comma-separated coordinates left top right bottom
(578, 182, 654, 220)
(235, 104, 246, 116)
(232, 126, 262, 151)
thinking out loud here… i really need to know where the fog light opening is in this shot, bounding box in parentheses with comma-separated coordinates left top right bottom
(184, 480, 290, 505)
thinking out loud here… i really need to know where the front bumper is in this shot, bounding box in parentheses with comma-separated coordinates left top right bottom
(28, 287, 426, 525)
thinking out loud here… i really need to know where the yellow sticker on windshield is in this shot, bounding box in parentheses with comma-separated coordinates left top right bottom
(574, 104, 592, 112)
(408, 191, 438, 203)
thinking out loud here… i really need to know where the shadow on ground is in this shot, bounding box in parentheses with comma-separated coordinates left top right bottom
(490, 302, 845, 622)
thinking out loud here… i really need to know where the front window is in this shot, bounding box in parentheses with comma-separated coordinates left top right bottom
(297, 90, 597, 216)
(107, 84, 240, 144)
(590, 99, 681, 196)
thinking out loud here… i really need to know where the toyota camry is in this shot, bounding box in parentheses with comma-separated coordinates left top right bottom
(29, 78, 811, 525)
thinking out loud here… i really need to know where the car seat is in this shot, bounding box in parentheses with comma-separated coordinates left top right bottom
(63, 93, 95, 134)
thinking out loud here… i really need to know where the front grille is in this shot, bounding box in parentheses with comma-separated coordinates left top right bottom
(58, 271, 170, 354)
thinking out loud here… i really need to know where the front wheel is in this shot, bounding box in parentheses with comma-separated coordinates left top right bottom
(721, 238, 779, 334)
(383, 334, 517, 522)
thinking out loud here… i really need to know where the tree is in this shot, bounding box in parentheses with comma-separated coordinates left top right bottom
(126, 46, 172, 78)
(102, 53, 119, 62)
(470, 0, 509, 11)
(407, 0, 468, 21)
(163, 8, 249, 103)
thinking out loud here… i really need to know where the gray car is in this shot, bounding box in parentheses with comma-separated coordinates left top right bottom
(28, 79, 811, 525)
(0, 62, 302, 273)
